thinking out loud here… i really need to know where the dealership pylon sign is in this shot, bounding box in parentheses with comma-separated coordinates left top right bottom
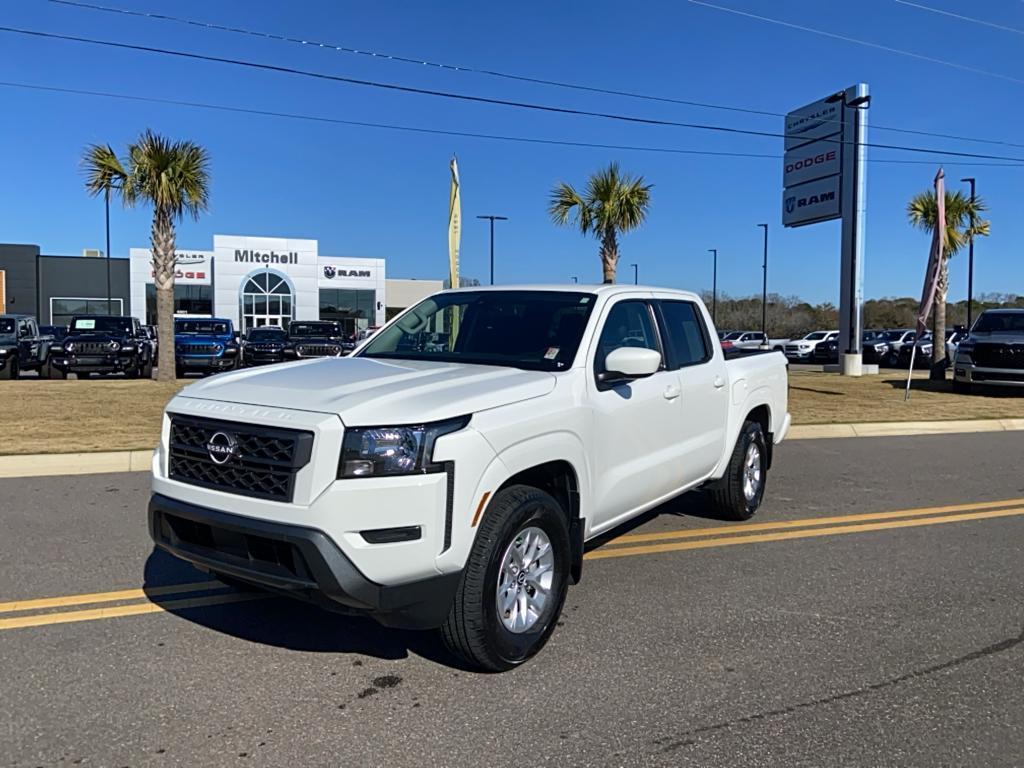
(783, 84, 870, 374)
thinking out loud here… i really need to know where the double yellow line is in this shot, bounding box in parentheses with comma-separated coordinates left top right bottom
(585, 497, 1024, 560)
(2, 497, 1022, 632)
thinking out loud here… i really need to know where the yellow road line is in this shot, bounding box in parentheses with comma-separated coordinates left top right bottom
(585, 506, 1024, 560)
(0, 590, 268, 631)
(0, 580, 224, 614)
(602, 497, 1024, 547)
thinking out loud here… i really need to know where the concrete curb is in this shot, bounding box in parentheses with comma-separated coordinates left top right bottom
(0, 418, 1022, 479)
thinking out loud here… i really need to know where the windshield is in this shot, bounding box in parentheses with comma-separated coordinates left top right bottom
(973, 312, 1024, 333)
(0, 318, 14, 335)
(247, 328, 287, 342)
(723, 332, 743, 341)
(883, 330, 910, 341)
(804, 332, 828, 341)
(359, 290, 596, 371)
(71, 317, 133, 335)
(175, 320, 230, 335)
(289, 322, 340, 337)
(41, 326, 67, 340)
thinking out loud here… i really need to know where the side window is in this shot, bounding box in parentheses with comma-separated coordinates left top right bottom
(658, 301, 711, 369)
(595, 300, 659, 373)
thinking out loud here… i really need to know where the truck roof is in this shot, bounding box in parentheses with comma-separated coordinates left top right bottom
(443, 284, 704, 301)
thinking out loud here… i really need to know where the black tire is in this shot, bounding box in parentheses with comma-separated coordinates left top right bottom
(141, 357, 154, 379)
(78, 371, 93, 380)
(43, 358, 64, 379)
(441, 484, 571, 672)
(952, 379, 973, 395)
(708, 420, 768, 521)
(175, 364, 185, 379)
(0, 359, 15, 380)
(125, 363, 140, 379)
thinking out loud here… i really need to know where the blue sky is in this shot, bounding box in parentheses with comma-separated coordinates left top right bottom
(1, 0, 1022, 303)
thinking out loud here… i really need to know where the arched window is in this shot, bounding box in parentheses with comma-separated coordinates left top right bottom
(240, 270, 293, 333)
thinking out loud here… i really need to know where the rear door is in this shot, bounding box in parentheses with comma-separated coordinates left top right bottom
(654, 298, 729, 485)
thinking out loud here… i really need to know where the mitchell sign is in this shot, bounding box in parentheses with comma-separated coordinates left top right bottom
(234, 249, 300, 265)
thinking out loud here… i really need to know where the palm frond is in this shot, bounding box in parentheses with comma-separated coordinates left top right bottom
(549, 182, 592, 234)
(907, 187, 990, 257)
(81, 143, 128, 199)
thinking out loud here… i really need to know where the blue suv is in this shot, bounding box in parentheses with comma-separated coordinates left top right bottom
(174, 318, 240, 378)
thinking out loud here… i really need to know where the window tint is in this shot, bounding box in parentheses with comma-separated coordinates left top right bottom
(659, 301, 711, 368)
(595, 301, 659, 371)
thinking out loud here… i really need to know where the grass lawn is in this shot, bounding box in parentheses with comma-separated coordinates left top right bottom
(0, 372, 1022, 455)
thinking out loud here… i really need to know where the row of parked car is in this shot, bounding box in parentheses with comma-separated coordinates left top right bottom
(0, 312, 376, 379)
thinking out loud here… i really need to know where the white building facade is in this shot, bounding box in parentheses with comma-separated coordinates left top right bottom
(130, 235, 386, 335)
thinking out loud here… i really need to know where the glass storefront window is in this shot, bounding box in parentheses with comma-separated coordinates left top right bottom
(239, 270, 294, 333)
(319, 289, 376, 335)
(144, 284, 213, 324)
(51, 298, 124, 327)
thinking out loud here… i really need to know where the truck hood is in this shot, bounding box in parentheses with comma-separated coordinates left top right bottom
(176, 356, 557, 425)
(176, 334, 233, 345)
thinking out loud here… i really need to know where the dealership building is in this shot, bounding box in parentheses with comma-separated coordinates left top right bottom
(1, 235, 441, 334)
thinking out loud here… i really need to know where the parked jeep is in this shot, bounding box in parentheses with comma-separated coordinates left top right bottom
(53, 315, 154, 379)
(286, 320, 345, 358)
(174, 318, 240, 378)
(0, 314, 56, 379)
(241, 326, 289, 367)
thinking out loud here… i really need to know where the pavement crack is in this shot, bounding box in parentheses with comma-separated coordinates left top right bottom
(662, 623, 1024, 752)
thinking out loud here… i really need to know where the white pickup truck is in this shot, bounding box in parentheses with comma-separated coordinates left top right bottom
(149, 286, 790, 670)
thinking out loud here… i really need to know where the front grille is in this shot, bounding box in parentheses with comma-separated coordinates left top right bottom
(75, 341, 116, 355)
(168, 415, 314, 502)
(972, 343, 1024, 370)
(296, 344, 339, 357)
(248, 344, 282, 353)
(179, 343, 220, 355)
(784, 345, 800, 353)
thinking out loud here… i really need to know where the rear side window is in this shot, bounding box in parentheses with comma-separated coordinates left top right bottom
(595, 300, 659, 373)
(658, 301, 711, 369)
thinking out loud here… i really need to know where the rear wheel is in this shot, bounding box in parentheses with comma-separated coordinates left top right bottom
(953, 379, 973, 395)
(0, 358, 16, 380)
(441, 485, 570, 672)
(708, 420, 768, 521)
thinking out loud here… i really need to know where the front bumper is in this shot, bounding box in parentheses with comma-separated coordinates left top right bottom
(178, 355, 237, 371)
(954, 361, 1024, 388)
(53, 354, 138, 373)
(149, 493, 462, 629)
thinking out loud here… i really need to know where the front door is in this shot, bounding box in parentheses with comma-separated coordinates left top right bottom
(586, 298, 688, 535)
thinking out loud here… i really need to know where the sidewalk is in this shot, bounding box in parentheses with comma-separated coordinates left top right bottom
(2, 418, 1022, 479)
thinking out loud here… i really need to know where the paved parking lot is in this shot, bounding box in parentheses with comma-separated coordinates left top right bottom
(2, 432, 1022, 767)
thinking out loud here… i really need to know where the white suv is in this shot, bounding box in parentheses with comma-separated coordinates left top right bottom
(784, 330, 839, 361)
(149, 286, 790, 670)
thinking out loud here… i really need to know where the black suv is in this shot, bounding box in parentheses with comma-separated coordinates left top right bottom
(242, 326, 289, 366)
(0, 314, 57, 379)
(286, 320, 345, 359)
(53, 315, 155, 379)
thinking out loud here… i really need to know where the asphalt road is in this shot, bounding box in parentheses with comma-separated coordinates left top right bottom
(2, 432, 1023, 767)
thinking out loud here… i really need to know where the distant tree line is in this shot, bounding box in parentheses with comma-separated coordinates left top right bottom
(704, 292, 1023, 339)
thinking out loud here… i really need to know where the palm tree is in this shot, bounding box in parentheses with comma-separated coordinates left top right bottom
(83, 130, 211, 381)
(907, 188, 989, 379)
(549, 162, 652, 283)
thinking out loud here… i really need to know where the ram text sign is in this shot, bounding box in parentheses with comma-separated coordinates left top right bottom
(782, 176, 841, 228)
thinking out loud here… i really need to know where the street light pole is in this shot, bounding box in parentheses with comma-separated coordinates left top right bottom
(570, 276, 578, 283)
(708, 249, 718, 322)
(630, 263, 638, 285)
(757, 224, 768, 338)
(961, 177, 976, 330)
(105, 186, 112, 315)
(476, 215, 508, 285)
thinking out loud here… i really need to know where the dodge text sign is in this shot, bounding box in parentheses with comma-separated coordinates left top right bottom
(783, 137, 841, 188)
(782, 175, 841, 228)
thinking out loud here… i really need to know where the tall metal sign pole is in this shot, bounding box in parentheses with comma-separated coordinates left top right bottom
(783, 83, 870, 375)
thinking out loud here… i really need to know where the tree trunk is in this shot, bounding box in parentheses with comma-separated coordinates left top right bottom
(599, 228, 619, 284)
(930, 257, 948, 381)
(151, 207, 177, 382)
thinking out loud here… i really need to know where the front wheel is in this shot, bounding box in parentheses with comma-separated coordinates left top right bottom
(952, 379, 973, 395)
(707, 420, 768, 521)
(0, 359, 16, 380)
(441, 485, 570, 672)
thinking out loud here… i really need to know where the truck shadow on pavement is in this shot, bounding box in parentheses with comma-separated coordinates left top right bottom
(141, 548, 467, 669)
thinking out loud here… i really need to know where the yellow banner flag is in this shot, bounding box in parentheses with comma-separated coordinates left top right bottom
(448, 156, 461, 344)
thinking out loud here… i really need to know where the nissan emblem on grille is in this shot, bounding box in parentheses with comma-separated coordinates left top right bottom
(205, 431, 239, 465)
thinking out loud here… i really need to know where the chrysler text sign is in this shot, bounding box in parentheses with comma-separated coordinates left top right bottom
(782, 176, 841, 228)
(784, 96, 841, 151)
(783, 137, 841, 188)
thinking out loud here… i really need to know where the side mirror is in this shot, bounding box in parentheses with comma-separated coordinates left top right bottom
(601, 346, 661, 382)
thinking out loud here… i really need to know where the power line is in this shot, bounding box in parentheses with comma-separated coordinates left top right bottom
(893, 0, 1024, 36)
(4, 24, 1024, 165)
(688, 0, 1024, 86)
(3, 79, 1022, 168)
(46, 0, 1024, 151)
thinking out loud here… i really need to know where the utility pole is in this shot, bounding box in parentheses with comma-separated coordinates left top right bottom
(757, 224, 768, 339)
(630, 263, 638, 285)
(708, 249, 718, 323)
(961, 177, 976, 330)
(476, 215, 508, 285)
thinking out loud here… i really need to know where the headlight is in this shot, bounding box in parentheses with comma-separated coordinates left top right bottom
(109, 341, 121, 352)
(214, 344, 223, 353)
(0, 348, 8, 356)
(64, 342, 75, 352)
(338, 416, 469, 478)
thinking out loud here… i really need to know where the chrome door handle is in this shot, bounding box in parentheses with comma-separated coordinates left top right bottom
(663, 384, 681, 400)
(713, 376, 726, 389)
